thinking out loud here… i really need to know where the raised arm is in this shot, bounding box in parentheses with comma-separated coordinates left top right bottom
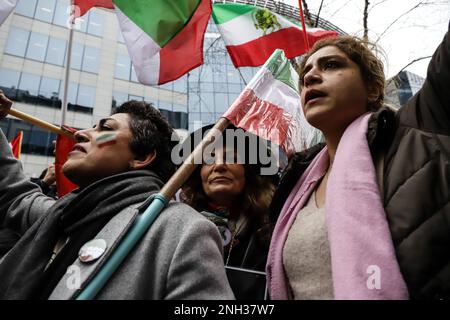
(399, 21, 450, 135)
(0, 93, 56, 233)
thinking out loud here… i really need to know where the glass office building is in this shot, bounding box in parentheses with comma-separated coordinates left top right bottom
(0, 0, 344, 177)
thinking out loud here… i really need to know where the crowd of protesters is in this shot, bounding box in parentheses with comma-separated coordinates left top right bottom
(0, 22, 448, 300)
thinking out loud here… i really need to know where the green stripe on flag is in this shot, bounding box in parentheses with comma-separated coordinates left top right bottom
(265, 49, 299, 93)
(212, 3, 255, 25)
(113, 0, 201, 47)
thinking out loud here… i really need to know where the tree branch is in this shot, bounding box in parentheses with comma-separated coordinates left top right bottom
(363, 0, 370, 42)
(374, 1, 426, 44)
(315, 0, 325, 28)
(301, 0, 315, 27)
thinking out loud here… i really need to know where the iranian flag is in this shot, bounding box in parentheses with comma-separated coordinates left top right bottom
(116, 0, 211, 85)
(212, 3, 338, 67)
(74, 0, 211, 85)
(223, 49, 319, 156)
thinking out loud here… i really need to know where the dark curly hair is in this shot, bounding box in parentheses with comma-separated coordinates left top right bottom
(113, 100, 176, 182)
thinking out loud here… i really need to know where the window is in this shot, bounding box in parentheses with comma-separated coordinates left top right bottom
(67, 82, 78, 104)
(130, 65, 139, 82)
(5, 27, 30, 57)
(39, 77, 60, 99)
(228, 83, 243, 94)
(87, 10, 104, 36)
(189, 112, 201, 121)
(70, 43, 83, 70)
(227, 68, 241, 84)
(159, 100, 172, 111)
(0, 69, 20, 89)
(82, 46, 100, 73)
(0, 118, 57, 156)
(159, 82, 173, 91)
(214, 93, 229, 113)
(76, 84, 95, 108)
(115, 54, 131, 80)
(35, 0, 56, 23)
(112, 91, 128, 109)
(19, 73, 41, 96)
(214, 82, 228, 93)
(173, 76, 187, 93)
(25, 32, 49, 62)
(45, 37, 67, 66)
(188, 94, 200, 112)
(128, 95, 144, 101)
(173, 103, 186, 112)
(66, 83, 95, 114)
(201, 93, 214, 113)
(77, 12, 89, 33)
(240, 67, 255, 83)
(15, 0, 37, 17)
(228, 93, 239, 106)
(27, 127, 54, 155)
(200, 82, 214, 92)
(53, 0, 70, 27)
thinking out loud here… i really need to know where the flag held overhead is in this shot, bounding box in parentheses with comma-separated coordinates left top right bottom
(212, 3, 339, 68)
(223, 49, 320, 157)
(115, 0, 211, 85)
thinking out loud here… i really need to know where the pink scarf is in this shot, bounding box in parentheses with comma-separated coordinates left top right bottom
(266, 113, 409, 299)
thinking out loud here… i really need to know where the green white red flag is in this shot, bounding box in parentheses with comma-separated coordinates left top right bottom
(74, 0, 211, 85)
(223, 49, 319, 156)
(212, 3, 338, 67)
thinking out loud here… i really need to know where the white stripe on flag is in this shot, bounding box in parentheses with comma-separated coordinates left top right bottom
(217, 9, 325, 47)
(115, 6, 161, 85)
(247, 67, 301, 118)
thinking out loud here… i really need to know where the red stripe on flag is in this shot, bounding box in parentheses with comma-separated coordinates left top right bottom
(224, 89, 291, 153)
(10, 131, 23, 159)
(73, 0, 114, 17)
(55, 134, 78, 197)
(158, 0, 211, 84)
(226, 28, 338, 67)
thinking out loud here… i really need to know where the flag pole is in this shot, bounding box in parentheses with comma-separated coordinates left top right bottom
(297, 0, 310, 50)
(61, 14, 75, 126)
(7, 108, 74, 139)
(76, 117, 231, 299)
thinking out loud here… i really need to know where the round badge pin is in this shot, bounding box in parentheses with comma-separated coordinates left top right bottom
(78, 238, 107, 263)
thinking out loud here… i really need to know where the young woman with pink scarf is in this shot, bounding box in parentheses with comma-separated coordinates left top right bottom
(267, 22, 450, 300)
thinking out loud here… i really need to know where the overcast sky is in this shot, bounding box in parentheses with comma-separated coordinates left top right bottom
(284, 0, 449, 78)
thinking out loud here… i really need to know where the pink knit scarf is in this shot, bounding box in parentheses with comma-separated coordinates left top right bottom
(267, 113, 409, 299)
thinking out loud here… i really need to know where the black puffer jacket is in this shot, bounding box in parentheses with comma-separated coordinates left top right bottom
(270, 24, 450, 300)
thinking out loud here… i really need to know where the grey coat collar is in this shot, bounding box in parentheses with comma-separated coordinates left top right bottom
(48, 204, 141, 300)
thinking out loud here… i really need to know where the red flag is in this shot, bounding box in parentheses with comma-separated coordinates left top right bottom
(9, 131, 23, 159)
(55, 127, 78, 197)
(73, 0, 114, 17)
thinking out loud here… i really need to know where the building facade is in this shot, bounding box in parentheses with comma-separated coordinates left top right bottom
(0, 0, 344, 177)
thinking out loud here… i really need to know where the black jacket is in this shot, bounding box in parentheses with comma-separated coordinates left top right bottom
(270, 23, 450, 300)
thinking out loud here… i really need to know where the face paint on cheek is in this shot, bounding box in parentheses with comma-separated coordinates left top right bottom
(96, 132, 118, 148)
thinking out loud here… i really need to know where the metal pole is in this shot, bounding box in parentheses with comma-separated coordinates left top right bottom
(61, 21, 74, 126)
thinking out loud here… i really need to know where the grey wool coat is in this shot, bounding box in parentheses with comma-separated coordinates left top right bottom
(0, 130, 234, 300)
